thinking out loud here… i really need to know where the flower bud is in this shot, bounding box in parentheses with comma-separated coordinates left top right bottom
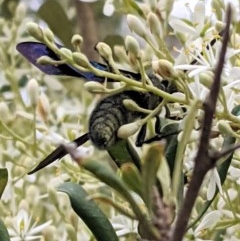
(15, 3, 26, 23)
(27, 22, 43, 41)
(215, 20, 224, 34)
(217, 120, 234, 135)
(125, 36, 140, 57)
(43, 226, 56, 241)
(19, 200, 29, 211)
(66, 224, 76, 241)
(123, 99, 140, 111)
(147, 12, 161, 36)
(113, 45, 128, 63)
(127, 14, 147, 38)
(27, 78, 39, 106)
(37, 92, 50, 122)
(71, 34, 83, 49)
(117, 121, 141, 139)
(43, 28, 54, 42)
(72, 52, 91, 68)
(84, 81, 106, 93)
(231, 33, 240, 48)
(152, 59, 175, 78)
(69, 211, 79, 231)
(0, 102, 10, 123)
(95, 42, 113, 61)
(47, 186, 58, 205)
(234, 58, 240, 67)
(59, 47, 72, 58)
(37, 56, 56, 65)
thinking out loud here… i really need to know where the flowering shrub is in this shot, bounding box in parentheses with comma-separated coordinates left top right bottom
(0, 1, 240, 241)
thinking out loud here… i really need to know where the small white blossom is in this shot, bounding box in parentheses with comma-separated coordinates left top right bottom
(8, 209, 52, 241)
(111, 215, 138, 237)
(206, 168, 222, 200)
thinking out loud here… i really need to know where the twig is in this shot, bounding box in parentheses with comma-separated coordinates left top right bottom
(170, 5, 232, 241)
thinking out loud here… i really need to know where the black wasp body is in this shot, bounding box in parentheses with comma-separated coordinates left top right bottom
(89, 77, 165, 149)
(16, 42, 175, 173)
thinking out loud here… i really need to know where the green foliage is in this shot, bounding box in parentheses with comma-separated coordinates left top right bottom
(0, 219, 10, 241)
(58, 182, 119, 241)
(0, 1, 240, 241)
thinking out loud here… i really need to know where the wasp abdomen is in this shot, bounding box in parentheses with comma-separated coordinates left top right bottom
(89, 92, 142, 149)
(88, 77, 169, 150)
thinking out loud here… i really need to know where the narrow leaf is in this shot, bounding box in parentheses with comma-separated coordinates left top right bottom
(0, 168, 8, 199)
(0, 218, 10, 241)
(38, 0, 74, 48)
(58, 182, 119, 241)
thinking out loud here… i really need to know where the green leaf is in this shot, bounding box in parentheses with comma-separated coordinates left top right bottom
(141, 144, 162, 210)
(58, 182, 119, 241)
(107, 139, 141, 170)
(37, 0, 74, 49)
(0, 218, 10, 241)
(0, 168, 8, 199)
(121, 163, 143, 197)
(123, 0, 144, 17)
(79, 159, 156, 238)
(161, 122, 179, 178)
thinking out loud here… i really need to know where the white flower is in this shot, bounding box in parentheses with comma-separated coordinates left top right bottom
(170, 1, 215, 42)
(206, 167, 222, 201)
(111, 215, 138, 237)
(194, 210, 222, 234)
(8, 209, 52, 241)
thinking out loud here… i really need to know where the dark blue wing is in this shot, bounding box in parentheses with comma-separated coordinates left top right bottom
(28, 133, 90, 174)
(16, 42, 141, 82)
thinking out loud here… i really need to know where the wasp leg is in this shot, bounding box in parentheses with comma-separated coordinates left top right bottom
(135, 123, 147, 147)
(136, 116, 179, 146)
(135, 116, 161, 147)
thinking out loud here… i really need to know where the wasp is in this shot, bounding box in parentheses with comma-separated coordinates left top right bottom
(17, 42, 177, 174)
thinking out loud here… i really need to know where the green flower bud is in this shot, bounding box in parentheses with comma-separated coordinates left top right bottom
(152, 59, 175, 78)
(127, 14, 147, 38)
(72, 52, 91, 68)
(113, 45, 128, 63)
(66, 224, 76, 241)
(117, 121, 141, 139)
(15, 3, 26, 23)
(71, 34, 83, 49)
(43, 28, 54, 42)
(123, 99, 140, 111)
(27, 22, 43, 41)
(59, 47, 72, 58)
(43, 226, 56, 241)
(125, 36, 140, 57)
(95, 42, 113, 61)
(147, 12, 161, 36)
(27, 78, 39, 106)
(37, 56, 55, 65)
(84, 81, 106, 93)
(19, 200, 29, 211)
(69, 211, 79, 231)
(37, 92, 50, 122)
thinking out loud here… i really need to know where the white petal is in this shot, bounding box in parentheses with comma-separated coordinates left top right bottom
(195, 210, 222, 234)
